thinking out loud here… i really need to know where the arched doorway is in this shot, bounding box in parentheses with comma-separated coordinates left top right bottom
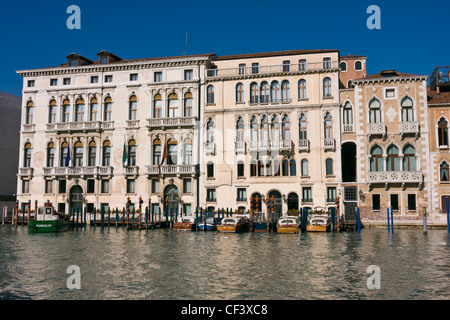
(164, 185, 179, 214)
(287, 192, 299, 211)
(69, 185, 83, 214)
(267, 190, 282, 215)
(342, 142, 357, 182)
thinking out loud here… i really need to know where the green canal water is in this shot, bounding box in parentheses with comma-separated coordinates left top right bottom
(0, 225, 448, 300)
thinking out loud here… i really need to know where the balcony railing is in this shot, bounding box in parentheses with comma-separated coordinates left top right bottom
(205, 142, 216, 155)
(235, 141, 246, 154)
(145, 165, 197, 176)
(126, 120, 140, 128)
(249, 141, 258, 152)
(343, 124, 354, 133)
(270, 140, 292, 151)
(368, 122, 386, 136)
(297, 139, 310, 151)
(43, 166, 113, 177)
(46, 121, 114, 132)
(249, 98, 292, 105)
(124, 166, 139, 175)
(146, 117, 195, 129)
(323, 138, 335, 150)
(22, 124, 35, 133)
(400, 121, 419, 137)
(18, 167, 33, 176)
(367, 171, 423, 184)
(206, 61, 339, 78)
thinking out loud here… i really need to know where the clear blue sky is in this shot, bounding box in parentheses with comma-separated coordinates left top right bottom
(1, 0, 449, 96)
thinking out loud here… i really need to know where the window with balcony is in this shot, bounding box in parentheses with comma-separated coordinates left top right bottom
(23, 143, 32, 167)
(61, 141, 69, 167)
(370, 145, 383, 172)
(236, 83, 244, 103)
(206, 85, 215, 104)
(168, 93, 179, 117)
(62, 99, 71, 123)
(323, 77, 332, 97)
(251, 63, 259, 74)
(104, 97, 112, 121)
(47, 142, 55, 167)
(283, 60, 290, 72)
(401, 97, 414, 122)
(298, 79, 307, 99)
(89, 98, 98, 121)
(184, 141, 192, 165)
(153, 94, 162, 118)
(167, 140, 178, 165)
(74, 141, 83, 167)
(184, 92, 193, 117)
(129, 95, 137, 120)
(128, 140, 136, 166)
(102, 140, 111, 166)
(236, 117, 244, 145)
(438, 117, 449, 147)
(369, 99, 381, 123)
(206, 118, 214, 144)
(299, 114, 307, 141)
(281, 80, 290, 102)
(88, 141, 96, 166)
(152, 139, 161, 165)
(343, 102, 353, 131)
(250, 116, 258, 146)
(440, 161, 449, 182)
(386, 144, 400, 171)
(324, 112, 333, 140)
(261, 115, 269, 148)
(238, 63, 246, 75)
(299, 59, 307, 71)
(48, 100, 57, 124)
(75, 99, 85, 122)
(271, 115, 279, 143)
(403, 144, 416, 171)
(282, 115, 290, 141)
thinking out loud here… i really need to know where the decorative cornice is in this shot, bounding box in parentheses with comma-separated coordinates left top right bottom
(352, 76, 427, 85)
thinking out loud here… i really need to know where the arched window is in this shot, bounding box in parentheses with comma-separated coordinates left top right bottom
(184, 139, 192, 165)
(250, 159, 257, 177)
(298, 79, 307, 99)
(167, 140, 178, 165)
(128, 140, 136, 166)
(324, 112, 332, 140)
(88, 141, 97, 167)
(261, 115, 269, 148)
(386, 145, 400, 171)
(75, 98, 85, 122)
(282, 115, 290, 141)
(152, 139, 161, 165)
(401, 97, 414, 122)
(270, 81, 280, 102)
(236, 117, 244, 143)
(370, 145, 383, 172)
(60, 141, 69, 167)
(271, 115, 280, 143)
(23, 143, 32, 167)
(343, 102, 353, 126)
(26, 101, 34, 124)
(250, 116, 258, 143)
(74, 141, 83, 167)
(129, 95, 137, 120)
(266, 159, 272, 176)
(440, 161, 449, 182)
(168, 93, 178, 117)
(403, 144, 416, 171)
(48, 100, 57, 124)
(260, 81, 269, 103)
(258, 160, 264, 176)
(153, 94, 162, 118)
(62, 99, 71, 123)
(323, 77, 332, 97)
(301, 159, 308, 176)
(47, 142, 55, 167)
(236, 83, 244, 103)
(339, 61, 347, 71)
(250, 82, 259, 104)
(273, 159, 280, 176)
(104, 97, 112, 121)
(282, 159, 289, 176)
(89, 97, 98, 121)
(207, 85, 215, 104)
(299, 114, 307, 140)
(326, 158, 333, 176)
(102, 140, 111, 166)
(184, 92, 193, 117)
(289, 159, 296, 176)
(206, 118, 214, 144)
(438, 117, 449, 147)
(369, 99, 381, 123)
(281, 80, 290, 102)
(355, 61, 362, 71)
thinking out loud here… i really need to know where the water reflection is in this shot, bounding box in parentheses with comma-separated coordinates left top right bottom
(0, 225, 448, 300)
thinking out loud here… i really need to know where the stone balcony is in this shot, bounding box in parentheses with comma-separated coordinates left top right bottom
(235, 141, 246, 154)
(43, 166, 113, 178)
(21, 124, 35, 133)
(368, 122, 386, 138)
(46, 121, 114, 133)
(342, 124, 354, 133)
(145, 164, 198, 177)
(400, 121, 419, 138)
(270, 140, 292, 151)
(367, 170, 424, 190)
(205, 142, 216, 155)
(18, 167, 33, 177)
(146, 117, 196, 130)
(297, 139, 310, 152)
(323, 138, 335, 150)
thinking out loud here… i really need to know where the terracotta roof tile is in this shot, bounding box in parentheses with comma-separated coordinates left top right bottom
(214, 49, 339, 61)
(427, 89, 450, 104)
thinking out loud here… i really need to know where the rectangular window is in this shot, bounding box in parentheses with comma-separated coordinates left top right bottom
(127, 179, 135, 194)
(130, 73, 138, 81)
(372, 194, 381, 211)
(63, 78, 71, 85)
(151, 179, 160, 193)
(206, 188, 216, 202)
(299, 59, 307, 71)
(323, 57, 331, 69)
(327, 187, 336, 202)
(87, 179, 95, 193)
(27, 80, 35, 87)
(100, 57, 108, 64)
(184, 204, 192, 215)
(105, 75, 113, 83)
(101, 179, 109, 193)
(237, 188, 246, 201)
(183, 179, 192, 193)
(407, 194, 416, 211)
(45, 180, 53, 194)
(91, 76, 99, 84)
(58, 203, 66, 215)
(59, 179, 66, 193)
(283, 60, 290, 72)
(154, 72, 162, 82)
(238, 63, 246, 75)
(50, 79, 58, 86)
(237, 162, 244, 177)
(184, 69, 193, 80)
(70, 60, 78, 66)
(302, 187, 312, 202)
(22, 180, 29, 193)
(251, 63, 259, 74)
(385, 88, 395, 98)
(207, 163, 214, 178)
(390, 194, 399, 211)
(441, 195, 450, 213)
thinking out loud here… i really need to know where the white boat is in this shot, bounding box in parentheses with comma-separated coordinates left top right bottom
(277, 216, 300, 233)
(307, 214, 331, 232)
(173, 215, 196, 231)
(217, 216, 248, 233)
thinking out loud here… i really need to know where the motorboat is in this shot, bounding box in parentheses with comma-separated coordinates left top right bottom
(173, 215, 196, 231)
(277, 216, 300, 234)
(307, 214, 331, 232)
(217, 216, 247, 233)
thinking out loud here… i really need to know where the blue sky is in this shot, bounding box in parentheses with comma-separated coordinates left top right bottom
(0, 0, 449, 96)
